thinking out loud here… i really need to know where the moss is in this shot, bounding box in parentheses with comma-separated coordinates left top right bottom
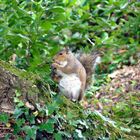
(0, 59, 40, 82)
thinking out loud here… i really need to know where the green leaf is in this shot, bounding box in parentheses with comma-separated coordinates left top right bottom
(50, 6, 65, 13)
(0, 113, 9, 124)
(101, 32, 109, 42)
(52, 13, 66, 22)
(13, 108, 24, 119)
(39, 120, 54, 133)
(22, 125, 37, 139)
(41, 21, 52, 31)
(54, 132, 62, 140)
(16, 118, 25, 127)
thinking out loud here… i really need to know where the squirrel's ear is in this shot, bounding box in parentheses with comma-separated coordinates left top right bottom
(64, 47, 70, 54)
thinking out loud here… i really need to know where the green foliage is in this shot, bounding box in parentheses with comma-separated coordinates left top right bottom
(0, 113, 9, 124)
(0, 0, 139, 74)
(22, 125, 37, 140)
(0, 0, 140, 139)
(11, 96, 129, 139)
(39, 119, 55, 133)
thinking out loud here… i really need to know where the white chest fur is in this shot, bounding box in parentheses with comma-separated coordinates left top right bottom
(59, 74, 81, 101)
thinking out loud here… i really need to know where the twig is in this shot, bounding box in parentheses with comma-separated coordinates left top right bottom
(87, 37, 95, 46)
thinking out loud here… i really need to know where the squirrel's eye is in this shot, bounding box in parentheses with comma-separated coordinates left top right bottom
(59, 53, 63, 55)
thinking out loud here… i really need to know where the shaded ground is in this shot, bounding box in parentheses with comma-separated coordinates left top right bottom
(95, 61, 140, 109)
(83, 61, 140, 138)
(0, 61, 140, 139)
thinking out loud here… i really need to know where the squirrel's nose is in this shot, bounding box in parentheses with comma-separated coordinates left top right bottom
(52, 57, 56, 62)
(52, 58, 54, 61)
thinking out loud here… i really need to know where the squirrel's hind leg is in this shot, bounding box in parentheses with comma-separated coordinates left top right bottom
(78, 89, 84, 101)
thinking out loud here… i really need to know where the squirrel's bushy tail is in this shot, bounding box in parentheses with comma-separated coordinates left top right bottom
(78, 52, 101, 88)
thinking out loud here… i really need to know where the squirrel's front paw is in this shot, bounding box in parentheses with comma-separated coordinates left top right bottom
(51, 63, 59, 69)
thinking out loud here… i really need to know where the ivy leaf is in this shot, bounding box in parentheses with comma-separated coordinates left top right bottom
(0, 113, 9, 124)
(54, 132, 62, 140)
(13, 108, 24, 119)
(22, 125, 37, 139)
(39, 120, 54, 133)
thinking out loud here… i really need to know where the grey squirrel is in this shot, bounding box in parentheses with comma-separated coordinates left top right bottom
(51, 48, 101, 101)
